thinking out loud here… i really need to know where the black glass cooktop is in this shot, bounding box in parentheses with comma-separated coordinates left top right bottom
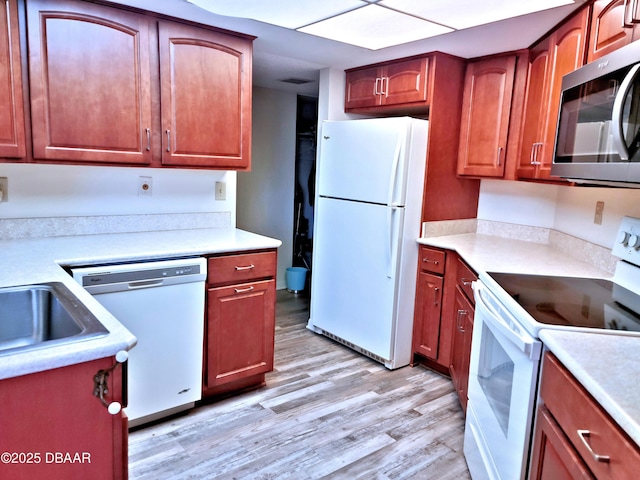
(487, 272, 640, 332)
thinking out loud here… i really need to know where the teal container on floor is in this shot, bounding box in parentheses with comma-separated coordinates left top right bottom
(285, 267, 307, 292)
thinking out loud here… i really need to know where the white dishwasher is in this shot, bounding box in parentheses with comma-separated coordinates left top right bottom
(72, 257, 206, 427)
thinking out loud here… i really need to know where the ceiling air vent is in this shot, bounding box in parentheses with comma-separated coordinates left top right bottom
(280, 77, 313, 85)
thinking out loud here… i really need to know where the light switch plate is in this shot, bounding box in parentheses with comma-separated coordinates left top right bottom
(0, 177, 7, 202)
(215, 181, 226, 201)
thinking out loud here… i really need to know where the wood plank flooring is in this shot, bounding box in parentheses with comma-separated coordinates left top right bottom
(128, 291, 470, 479)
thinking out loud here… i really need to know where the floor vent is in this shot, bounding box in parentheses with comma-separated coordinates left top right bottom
(320, 330, 387, 365)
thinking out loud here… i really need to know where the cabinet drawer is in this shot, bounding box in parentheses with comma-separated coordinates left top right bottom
(456, 258, 477, 303)
(541, 353, 640, 479)
(418, 246, 445, 275)
(207, 251, 276, 286)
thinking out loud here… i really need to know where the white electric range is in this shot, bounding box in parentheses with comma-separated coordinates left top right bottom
(464, 216, 640, 480)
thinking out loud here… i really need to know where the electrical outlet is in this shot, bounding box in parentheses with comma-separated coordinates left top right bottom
(138, 176, 152, 197)
(0, 177, 7, 203)
(215, 181, 226, 201)
(594, 201, 604, 225)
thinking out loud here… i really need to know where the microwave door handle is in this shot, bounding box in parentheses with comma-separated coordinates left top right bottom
(612, 63, 640, 160)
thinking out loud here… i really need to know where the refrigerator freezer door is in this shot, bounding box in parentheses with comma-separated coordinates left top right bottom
(318, 118, 411, 206)
(309, 196, 404, 360)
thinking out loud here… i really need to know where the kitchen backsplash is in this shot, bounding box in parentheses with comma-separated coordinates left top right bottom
(0, 212, 232, 240)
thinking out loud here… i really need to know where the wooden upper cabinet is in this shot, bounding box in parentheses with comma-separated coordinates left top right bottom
(345, 56, 430, 113)
(383, 57, 429, 106)
(457, 55, 517, 178)
(26, 0, 153, 165)
(159, 21, 252, 170)
(24, 0, 253, 170)
(588, 0, 640, 62)
(517, 9, 589, 181)
(0, 0, 26, 158)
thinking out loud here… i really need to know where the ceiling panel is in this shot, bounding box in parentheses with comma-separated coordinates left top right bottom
(380, 0, 577, 30)
(187, 0, 366, 29)
(298, 4, 452, 50)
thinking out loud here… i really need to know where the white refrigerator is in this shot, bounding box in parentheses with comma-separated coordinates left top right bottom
(307, 117, 428, 369)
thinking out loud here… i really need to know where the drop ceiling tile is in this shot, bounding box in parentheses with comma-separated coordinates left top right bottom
(380, 0, 577, 30)
(298, 4, 452, 50)
(187, 0, 366, 29)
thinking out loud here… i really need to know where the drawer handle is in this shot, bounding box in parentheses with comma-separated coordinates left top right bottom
(422, 258, 439, 265)
(577, 430, 610, 463)
(234, 286, 254, 294)
(461, 278, 473, 286)
(457, 309, 468, 332)
(235, 264, 255, 271)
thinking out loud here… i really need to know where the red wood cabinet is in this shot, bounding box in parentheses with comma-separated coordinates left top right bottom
(0, 0, 26, 159)
(158, 21, 252, 169)
(457, 54, 517, 178)
(530, 406, 594, 480)
(412, 246, 446, 362)
(345, 56, 429, 113)
(25, 0, 252, 170)
(449, 257, 476, 413)
(27, 0, 153, 165)
(0, 357, 127, 480)
(517, 9, 589, 181)
(203, 250, 277, 397)
(530, 353, 640, 479)
(588, 0, 640, 62)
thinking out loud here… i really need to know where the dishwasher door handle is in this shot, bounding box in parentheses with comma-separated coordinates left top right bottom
(127, 279, 165, 289)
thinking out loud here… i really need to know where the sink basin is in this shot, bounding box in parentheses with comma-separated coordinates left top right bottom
(0, 282, 109, 356)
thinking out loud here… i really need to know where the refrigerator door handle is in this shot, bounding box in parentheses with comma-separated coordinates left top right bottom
(386, 205, 401, 278)
(386, 133, 404, 208)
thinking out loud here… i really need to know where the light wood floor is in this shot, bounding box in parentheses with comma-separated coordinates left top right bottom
(129, 291, 471, 479)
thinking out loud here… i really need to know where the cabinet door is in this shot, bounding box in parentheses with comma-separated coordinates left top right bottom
(588, 0, 634, 62)
(0, 357, 127, 480)
(529, 407, 595, 480)
(450, 287, 474, 413)
(345, 66, 381, 110)
(382, 57, 429, 106)
(517, 9, 588, 180)
(457, 55, 516, 177)
(538, 9, 589, 180)
(206, 279, 275, 388)
(412, 271, 444, 360)
(159, 22, 252, 169)
(0, 0, 26, 158)
(517, 39, 551, 179)
(27, 0, 153, 164)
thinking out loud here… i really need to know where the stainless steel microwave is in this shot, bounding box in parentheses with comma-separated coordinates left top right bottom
(552, 40, 640, 187)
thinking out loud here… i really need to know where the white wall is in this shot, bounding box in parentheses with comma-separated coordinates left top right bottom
(478, 179, 640, 248)
(237, 87, 297, 290)
(0, 163, 234, 219)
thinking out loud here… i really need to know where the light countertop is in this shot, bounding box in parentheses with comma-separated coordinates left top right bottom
(0, 228, 282, 380)
(419, 233, 640, 447)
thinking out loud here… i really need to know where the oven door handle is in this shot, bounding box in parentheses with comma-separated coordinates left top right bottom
(475, 282, 539, 359)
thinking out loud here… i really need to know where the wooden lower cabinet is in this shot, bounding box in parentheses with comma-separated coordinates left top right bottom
(205, 279, 275, 389)
(530, 353, 640, 479)
(202, 250, 277, 398)
(530, 406, 594, 480)
(0, 357, 127, 480)
(450, 286, 474, 412)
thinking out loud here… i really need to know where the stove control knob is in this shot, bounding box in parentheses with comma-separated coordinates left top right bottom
(629, 234, 640, 249)
(618, 231, 630, 245)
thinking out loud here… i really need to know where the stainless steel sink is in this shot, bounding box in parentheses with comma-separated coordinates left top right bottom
(0, 282, 109, 356)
